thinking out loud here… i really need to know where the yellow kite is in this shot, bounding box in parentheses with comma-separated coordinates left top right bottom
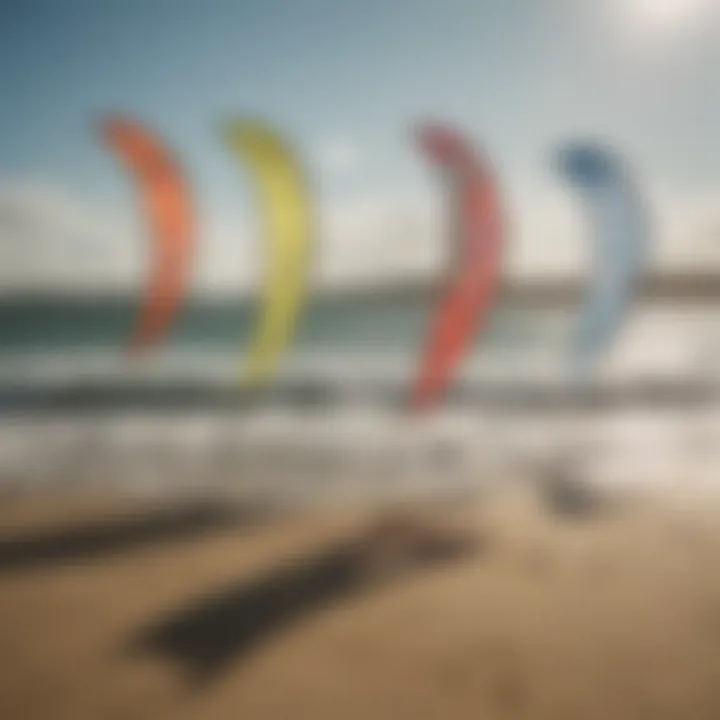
(224, 120, 314, 387)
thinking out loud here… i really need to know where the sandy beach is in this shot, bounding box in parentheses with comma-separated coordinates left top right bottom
(1, 485, 720, 720)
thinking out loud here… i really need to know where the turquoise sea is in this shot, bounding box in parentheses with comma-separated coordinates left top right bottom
(0, 293, 557, 354)
(0, 291, 716, 415)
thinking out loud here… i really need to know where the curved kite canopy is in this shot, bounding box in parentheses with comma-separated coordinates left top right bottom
(411, 123, 505, 412)
(556, 141, 648, 380)
(101, 117, 195, 353)
(224, 120, 314, 387)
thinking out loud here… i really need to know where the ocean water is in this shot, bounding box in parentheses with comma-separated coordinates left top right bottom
(1, 292, 717, 385)
(0, 293, 558, 351)
(0, 293, 570, 388)
(0, 294, 718, 496)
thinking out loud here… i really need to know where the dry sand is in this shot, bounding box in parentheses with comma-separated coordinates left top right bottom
(2, 486, 720, 719)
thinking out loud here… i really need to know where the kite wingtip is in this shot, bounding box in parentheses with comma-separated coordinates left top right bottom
(555, 139, 620, 186)
(97, 114, 136, 139)
(221, 117, 276, 148)
(408, 387, 437, 416)
(413, 121, 462, 163)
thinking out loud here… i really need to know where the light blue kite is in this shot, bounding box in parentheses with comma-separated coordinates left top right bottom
(555, 141, 649, 382)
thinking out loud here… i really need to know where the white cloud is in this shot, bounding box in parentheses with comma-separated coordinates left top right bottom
(508, 181, 720, 279)
(315, 138, 362, 178)
(0, 181, 261, 296)
(508, 186, 588, 278)
(313, 188, 445, 287)
(0, 182, 140, 293)
(650, 183, 720, 269)
(0, 178, 719, 296)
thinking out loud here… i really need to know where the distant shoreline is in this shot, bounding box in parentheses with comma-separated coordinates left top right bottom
(0, 269, 719, 307)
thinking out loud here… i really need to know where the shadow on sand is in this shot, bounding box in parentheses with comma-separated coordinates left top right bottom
(0, 499, 273, 574)
(130, 513, 480, 683)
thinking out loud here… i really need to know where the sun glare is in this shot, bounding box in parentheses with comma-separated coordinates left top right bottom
(627, 0, 710, 34)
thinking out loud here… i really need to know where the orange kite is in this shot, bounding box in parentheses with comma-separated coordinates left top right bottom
(101, 117, 195, 353)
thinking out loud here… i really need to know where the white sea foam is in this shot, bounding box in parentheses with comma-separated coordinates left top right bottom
(0, 405, 718, 503)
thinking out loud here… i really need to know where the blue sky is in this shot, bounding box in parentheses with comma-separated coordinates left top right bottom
(0, 0, 719, 291)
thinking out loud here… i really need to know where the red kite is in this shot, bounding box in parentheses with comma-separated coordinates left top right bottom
(411, 123, 505, 412)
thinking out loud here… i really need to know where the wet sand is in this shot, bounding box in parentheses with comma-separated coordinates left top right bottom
(2, 486, 720, 719)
